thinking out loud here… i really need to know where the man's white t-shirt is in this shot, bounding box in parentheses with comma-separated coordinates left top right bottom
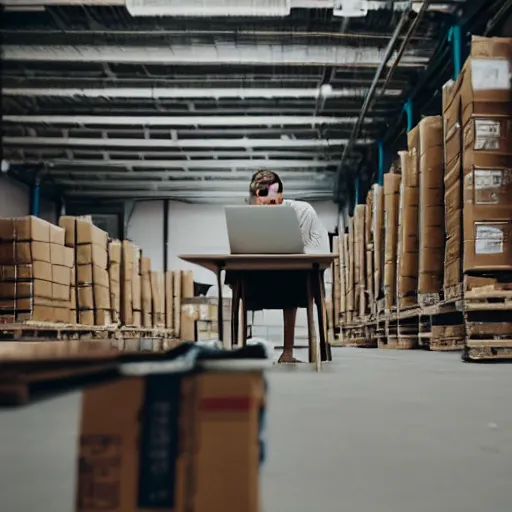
(283, 199, 332, 295)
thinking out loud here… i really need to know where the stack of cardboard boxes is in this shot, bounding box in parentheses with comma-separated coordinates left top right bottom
(353, 204, 366, 319)
(460, 37, 512, 281)
(108, 240, 122, 323)
(417, 116, 445, 306)
(365, 193, 374, 315)
(141, 257, 153, 328)
(383, 170, 401, 313)
(397, 134, 420, 310)
(0, 217, 73, 323)
(151, 271, 166, 328)
(59, 217, 111, 326)
(444, 36, 512, 296)
(372, 184, 385, 308)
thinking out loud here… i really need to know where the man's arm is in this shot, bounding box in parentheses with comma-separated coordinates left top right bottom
(291, 201, 330, 254)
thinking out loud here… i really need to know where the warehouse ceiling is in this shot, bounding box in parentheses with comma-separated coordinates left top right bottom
(0, 0, 508, 205)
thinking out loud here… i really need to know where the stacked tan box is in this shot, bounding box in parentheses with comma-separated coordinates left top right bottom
(383, 172, 401, 312)
(345, 218, 355, 322)
(59, 216, 110, 326)
(460, 37, 512, 275)
(417, 116, 445, 306)
(131, 246, 142, 326)
(365, 193, 374, 315)
(332, 236, 341, 328)
(180, 271, 195, 341)
(353, 205, 366, 319)
(443, 77, 464, 299)
(151, 271, 165, 328)
(397, 135, 420, 310)
(108, 240, 121, 324)
(0, 216, 73, 323)
(140, 257, 153, 328)
(339, 234, 347, 321)
(372, 184, 385, 305)
(165, 270, 174, 333)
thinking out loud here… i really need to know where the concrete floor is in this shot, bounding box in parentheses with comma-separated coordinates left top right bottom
(1, 348, 512, 512)
(263, 348, 512, 512)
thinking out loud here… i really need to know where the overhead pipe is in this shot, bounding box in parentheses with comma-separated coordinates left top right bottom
(337, 0, 414, 177)
(2, 87, 404, 100)
(377, 0, 431, 100)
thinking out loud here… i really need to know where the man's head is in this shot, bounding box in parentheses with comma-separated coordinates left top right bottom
(248, 170, 284, 205)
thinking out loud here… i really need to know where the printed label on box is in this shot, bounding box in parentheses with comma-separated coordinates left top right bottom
(475, 225, 504, 254)
(474, 169, 502, 189)
(471, 59, 511, 91)
(474, 119, 501, 150)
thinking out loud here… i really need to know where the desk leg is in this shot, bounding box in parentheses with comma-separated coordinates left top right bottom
(320, 276, 333, 362)
(313, 269, 329, 363)
(241, 280, 248, 347)
(231, 280, 240, 349)
(217, 267, 226, 349)
(306, 272, 318, 368)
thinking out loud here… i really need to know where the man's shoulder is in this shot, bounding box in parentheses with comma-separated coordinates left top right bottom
(283, 199, 317, 215)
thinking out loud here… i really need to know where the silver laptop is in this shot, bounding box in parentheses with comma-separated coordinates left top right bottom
(225, 205, 304, 254)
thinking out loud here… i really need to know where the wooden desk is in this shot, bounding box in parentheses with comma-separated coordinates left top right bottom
(179, 254, 335, 369)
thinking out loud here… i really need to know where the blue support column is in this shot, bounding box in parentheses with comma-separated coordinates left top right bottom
(404, 97, 414, 132)
(31, 175, 41, 217)
(354, 175, 360, 206)
(448, 25, 462, 80)
(377, 139, 385, 186)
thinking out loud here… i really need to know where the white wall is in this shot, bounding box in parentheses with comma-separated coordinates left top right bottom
(0, 176, 30, 217)
(0, 176, 57, 222)
(127, 200, 165, 271)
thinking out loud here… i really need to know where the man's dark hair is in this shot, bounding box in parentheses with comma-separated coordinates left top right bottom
(249, 170, 283, 196)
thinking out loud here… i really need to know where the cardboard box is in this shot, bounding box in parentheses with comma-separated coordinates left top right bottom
(76, 264, 109, 287)
(165, 271, 175, 330)
(7, 216, 52, 243)
(59, 217, 108, 248)
(76, 244, 108, 269)
(463, 116, 512, 153)
(108, 240, 122, 264)
(459, 36, 512, 127)
(151, 271, 165, 328)
(0, 241, 51, 265)
(463, 166, 512, 208)
(77, 284, 111, 311)
(0, 261, 52, 282)
(52, 265, 72, 287)
(463, 204, 512, 272)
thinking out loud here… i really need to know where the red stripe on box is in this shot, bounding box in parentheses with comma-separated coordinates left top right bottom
(199, 396, 252, 412)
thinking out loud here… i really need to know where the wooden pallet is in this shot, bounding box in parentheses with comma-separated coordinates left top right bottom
(463, 290, 512, 312)
(463, 340, 512, 362)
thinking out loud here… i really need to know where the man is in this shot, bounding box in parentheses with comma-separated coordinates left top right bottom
(248, 170, 331, 363)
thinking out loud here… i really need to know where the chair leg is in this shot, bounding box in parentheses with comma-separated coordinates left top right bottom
(313, 270, 328, 362)
(231, 281, 240, 349)
(306, 273, 318, 365)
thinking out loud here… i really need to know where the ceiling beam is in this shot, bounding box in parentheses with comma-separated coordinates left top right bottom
(45, 169, 330, 179)
(62, 189, 333, 199)
(0, 0, 459, 13)
(2, 87, 404, 99)
(3, 115, 376, 126)
(5, 149, 339, 158)
(15, 158, 336, 169)
(2, 44, 430, 67)
(56, 180, 332, 191)
(4, 136, 373, 148)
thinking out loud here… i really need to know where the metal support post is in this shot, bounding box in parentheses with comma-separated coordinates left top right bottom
(31, 174, 41, 217)
(404, 97, 414, 132)
(377, 139, 385, 186)
(448, 25, 462, 80)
